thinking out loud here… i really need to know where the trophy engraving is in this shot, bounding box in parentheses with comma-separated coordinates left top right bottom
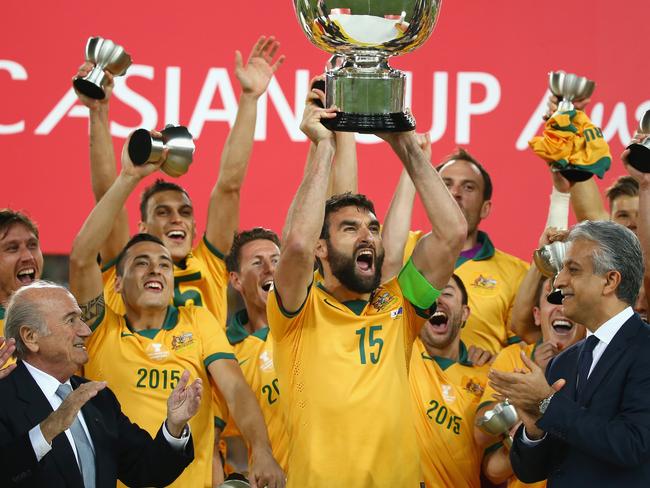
(73, 36, 132, 100)
(293, 0, 442, 133)
(128, 125, 195, 178)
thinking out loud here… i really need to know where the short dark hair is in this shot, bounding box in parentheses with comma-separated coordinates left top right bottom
(605, 176, 639, 208)
(115, 233, 166, 276)
(534, 277, 548, 308)
(0, 209, 39, 240)
(436, 148, 493, 201)
(450, 274, 468, 305)
(226, 228, 281, 273)
(320, 192, 377, 240)
(139, 179, 192, 221)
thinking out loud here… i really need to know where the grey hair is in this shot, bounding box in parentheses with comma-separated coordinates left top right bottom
(567, 220, 644, 306)
(4, 280, 73, 360)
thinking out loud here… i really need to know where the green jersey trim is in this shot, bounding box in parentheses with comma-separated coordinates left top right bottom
(455, 231, 496, 268)
(507, 335, 522, 345)
(100, 256, 118, 273)
(89, 303, 106, 332)
(275, 281, 312, 319)
(484, 441, 504, 457)
(202, 234, 226, 260)
(422, 341, 472, 371)
(0, 305, 4, 320)
(227, 309, 270, 345)
(124, 305, 180, 339)
(398, 257, 441, 310)
(205, 352, 237, 368)
(214, 416, 227, 431)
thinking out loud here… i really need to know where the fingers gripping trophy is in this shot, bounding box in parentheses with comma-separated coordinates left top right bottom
(294, 0, 442, 133)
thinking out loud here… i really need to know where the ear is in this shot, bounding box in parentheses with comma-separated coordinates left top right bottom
(138, 221, 147, 233)
(229, 271, 243, 293)
(480, 200, 492, 220)
(20, 325, 40, 354)
(315, 239, 327, 260)
(603, 270, 622, 297)
(114, 275, 123, 294)
(532, 306, 542, 327)
(460, 305, 470, 324)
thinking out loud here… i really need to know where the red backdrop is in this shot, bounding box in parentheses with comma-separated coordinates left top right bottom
(1, 0, 647, 258)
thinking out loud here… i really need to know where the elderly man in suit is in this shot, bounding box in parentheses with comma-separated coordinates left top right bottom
(489, 220, 650, 487)
(0, 281, 201, 487)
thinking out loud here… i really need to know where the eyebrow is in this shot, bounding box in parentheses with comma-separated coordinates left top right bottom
(132, 254, 173, 262)
(62, 311, 79, 321)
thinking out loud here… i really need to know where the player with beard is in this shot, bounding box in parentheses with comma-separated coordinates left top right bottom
(266, 89, 467, 486)
(219, 228, 289, 474)
(409, 274, 490, 488)
(475, 277, 585, 487)
(0, 210, 44, 374)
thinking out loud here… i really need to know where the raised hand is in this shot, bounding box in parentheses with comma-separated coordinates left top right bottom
(40, 381, 107, 444)
(166, 370, 202, 437)
(0, 337, 16, 380)
(73, 61, 114, 110)
(235, 36, 285, 99)
(299, 88, 337, 144)
(543, 94, 591, 120)
(120, 131, 167, 180)
(468, 344, 494, 366)
(532, 341, 560, 373)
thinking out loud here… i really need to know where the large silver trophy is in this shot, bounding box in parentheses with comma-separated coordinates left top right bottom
(73, 36, 132, 100)
(626, 110, 650, 173)
(476, 400, 519, 448)
(294, 0, 442, 133)
(548, 70, 595, 114)
(533, 241, 569, 305)
(128, 125, 195, 177)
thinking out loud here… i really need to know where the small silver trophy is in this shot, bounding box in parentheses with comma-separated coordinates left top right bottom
(73, 36, 132, 100)
(293, 0, 442, 133)
(548, 70, 595, 114)
(625, 110, 650, 173)
(128, 125, 195, 178)
(533, 241, 569, 305)
(476, 399, 519, 448)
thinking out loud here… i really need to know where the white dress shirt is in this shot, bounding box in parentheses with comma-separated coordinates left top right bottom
(522, 307, 634, 445)
(24, 361, 189, 463)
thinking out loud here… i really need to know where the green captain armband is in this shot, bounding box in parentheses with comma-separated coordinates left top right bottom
(398, 257, 441, 310)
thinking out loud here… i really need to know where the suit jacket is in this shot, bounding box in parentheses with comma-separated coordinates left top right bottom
(510, 313, 650, 487)
(0, 361, 194, 487)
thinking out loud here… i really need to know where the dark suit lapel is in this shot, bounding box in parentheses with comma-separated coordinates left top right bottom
(581, 316, 640, 405)
(15, 362, 84, 488)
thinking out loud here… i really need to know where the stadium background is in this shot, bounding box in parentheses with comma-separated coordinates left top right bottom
(1, 0, 646, 271)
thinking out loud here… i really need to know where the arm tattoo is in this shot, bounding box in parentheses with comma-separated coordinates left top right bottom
(80, 294, 105, 326)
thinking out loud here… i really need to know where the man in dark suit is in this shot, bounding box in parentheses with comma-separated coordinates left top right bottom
(0, 281, 202, 487)
(489, 220, 650, 487)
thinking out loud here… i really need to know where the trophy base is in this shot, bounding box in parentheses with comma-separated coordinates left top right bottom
(559, 169, 593, 182)
(73, 78, 106, 100)
(322, 111, 415, 133)
(627, 143, 650, 173)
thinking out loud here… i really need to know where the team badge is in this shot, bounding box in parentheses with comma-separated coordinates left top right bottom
(145, 342, 169, 362)
(441, 384, 456, 403)
(171, 332, 195, 351)
(462, 375, 486, 397)
(371, 291, 398, 311)
(472, 274, 497, 289)
(258, 350, 274, 372)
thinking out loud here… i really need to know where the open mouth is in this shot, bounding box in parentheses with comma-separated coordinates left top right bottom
(144, 280, 164, 292)
(355, 249, 375, 274)
(261, 280, 273, 293)
(166, 230, 186, 243)
(74, 343, 87, 351)
(16, 267, 36, 285)
(551, 318, 574, 335)
(428, 310, 449, 333)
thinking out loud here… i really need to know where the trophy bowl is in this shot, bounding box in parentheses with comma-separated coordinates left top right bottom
(626, 110, 650, 173)
(128, 125, 195, 178)
(548, 70, 595, 114)
(534, 241, 569, 304)
(73, 36, 132, 100)
(476, 400, 519, 448)
(294, 0, 442, 133)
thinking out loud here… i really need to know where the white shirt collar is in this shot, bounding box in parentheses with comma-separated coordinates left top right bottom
(23, 360, 71, 399)
(589, 306, 634, 345)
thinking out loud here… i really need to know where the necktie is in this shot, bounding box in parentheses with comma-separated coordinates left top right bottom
(55, 383, 96, 488)
(576, 335, 599, 400)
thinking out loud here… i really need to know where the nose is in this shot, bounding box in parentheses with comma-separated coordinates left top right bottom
(18, 245, 35, 263)
(77, 319, 92, 338)
(554, 267, 568, 289)
(264, 258, 277, 275)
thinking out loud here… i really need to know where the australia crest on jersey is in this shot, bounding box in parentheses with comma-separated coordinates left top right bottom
(462, 375, 486, 397)
(171, 331, 195, 351)
(371, 290, 398, 312)
(472, 274, 497, 290)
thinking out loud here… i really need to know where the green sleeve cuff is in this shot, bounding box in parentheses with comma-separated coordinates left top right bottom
(214, 416, 227, 431)
(100, 256, 118, 273)
(507, 335, 522, 345)
(204, 352, 236, 368)
(398, 257, 441, 310)
(202, 234, 226, 260)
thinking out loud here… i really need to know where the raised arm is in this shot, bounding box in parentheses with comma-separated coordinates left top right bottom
(204, 36, 284, 255)
(69, 136, 164, 322)
(570, 178, 609, 221)
(274, 91, 337, 312)
(380, 131, 466, 289)
(328, 131, 358, 196)
(74, 62, 130, 263)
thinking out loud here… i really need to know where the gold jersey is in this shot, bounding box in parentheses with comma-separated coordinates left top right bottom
(409, 338, 489, 488)
(84, 304, 235, 488)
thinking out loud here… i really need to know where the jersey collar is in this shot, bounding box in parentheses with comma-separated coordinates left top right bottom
(316, 282, 369, 316)
(124, 305, 180, 339)
(0, 305, 4, 320)
(455, 231, 495, 268)
(226, 309, 270, 345)
(422, 341, 472, 371)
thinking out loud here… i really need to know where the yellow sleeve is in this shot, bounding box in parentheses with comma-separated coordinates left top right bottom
(266, 285, 314, 342)
(477, 345, 521, 411)
(192, 236, 229, 326)
(101, 260, 126, 315)
(194, 307, 236, 367)
(402, 230, 425, 265)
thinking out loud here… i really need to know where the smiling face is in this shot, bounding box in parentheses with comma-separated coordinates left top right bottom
(420, 277, 470, 351)
(0, 223, 43, 305)
(534, 279, 585, 350)
(230, 238, 280, 310)
(116, 241, 174, 312)
(318, 205, 385, 295)
(610, 195, 639, 234)
(24, 288, 91, 382)
(139, 190, 196, 262)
